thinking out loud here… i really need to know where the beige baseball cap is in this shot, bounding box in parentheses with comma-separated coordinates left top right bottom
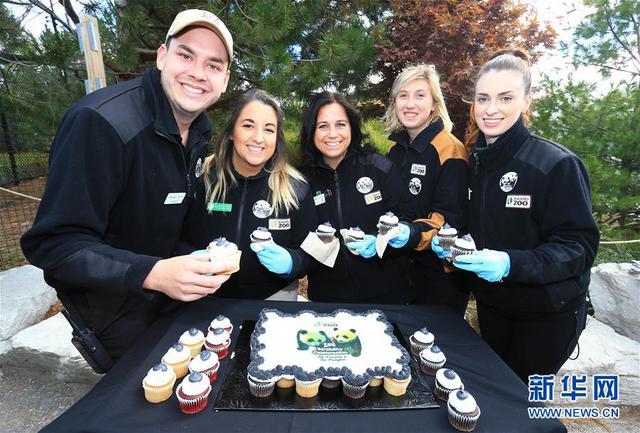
(165, 9, 233, 63)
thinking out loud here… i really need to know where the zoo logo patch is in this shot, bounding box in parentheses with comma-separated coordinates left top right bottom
(252, 200, 273, 218)
(268, 218, 291, 230)
(409, 177, 422, 195)
(410, 164, 426, 176)
(364, 190, 382, 205)
(499, 171, 518, 192)
(505, 194, 531, 209)
(356, 177, 374, 194)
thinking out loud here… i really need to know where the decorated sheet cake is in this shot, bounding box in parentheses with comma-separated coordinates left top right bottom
(247, 308, 411, 397)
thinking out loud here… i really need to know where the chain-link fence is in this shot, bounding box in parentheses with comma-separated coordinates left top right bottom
(0, 150, 48, 270)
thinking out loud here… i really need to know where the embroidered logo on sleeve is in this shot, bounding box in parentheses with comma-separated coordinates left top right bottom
(505, 194, 532, 209)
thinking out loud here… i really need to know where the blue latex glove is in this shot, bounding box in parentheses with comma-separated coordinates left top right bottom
(453, 249, 510, 282)
(388, 223, 411, 249)
(431, 236, 451, 260)
(346, 234, 377, 259)
(250, 242, 293, 275)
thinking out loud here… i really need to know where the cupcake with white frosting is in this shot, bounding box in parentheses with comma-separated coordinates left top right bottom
(438, 225, 458, 248)
(447, 389, 481, 431)
(450, 235, 476, 261)
(344, 226, 365, 255)
(161, 343, 191, 379)
(434, 368, 464, 401)
(209, 315, 233, 334)
(178, 328, 205, 357)
(204, 327, 231, 359)
(188, 350, 220, 384)
(377, 212, 399, 235)
(177, 372, 212, 414)
(142, 363, 176, 403)
(409, 327, 435, 356)
(250, 226, 272, 244)
(316, 222, 336, 244)
(419, 345, 446, 376)
(207, 237, 241, 274)
(248, 373, 276, 397)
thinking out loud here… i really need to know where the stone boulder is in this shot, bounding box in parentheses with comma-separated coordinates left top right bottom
(0, 265, 58, 340)
(557, 317, 640, 406)
(590, 263, 640, 342)
(1, 313, 101, 384)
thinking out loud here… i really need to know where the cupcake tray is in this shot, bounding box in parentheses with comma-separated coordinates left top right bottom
(214, 321, 439, 411)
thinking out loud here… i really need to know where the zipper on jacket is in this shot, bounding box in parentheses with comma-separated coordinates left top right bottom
(235, 179, 249, 243)
(333, 170, 344, 228)
(155, 130, 191, 196)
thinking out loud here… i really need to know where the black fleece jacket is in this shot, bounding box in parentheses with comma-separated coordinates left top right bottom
(179, 167, 317, 300)
(467, 118, 600, 315)
(299, 150, 414, 303)
(21, 68, 210, 330)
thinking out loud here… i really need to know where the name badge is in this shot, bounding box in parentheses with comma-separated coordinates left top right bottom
(505, 194, 532, 209)
(164, 192, 186, 205)
(207, 202, 232, 212)
(269, 218, 291, 230)
(364, 190, 382, 205)
(313, 193, 326, 206)
(410, 164, 426, 176)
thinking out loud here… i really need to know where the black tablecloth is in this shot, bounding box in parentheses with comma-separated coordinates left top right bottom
(41, 298, 565, 433)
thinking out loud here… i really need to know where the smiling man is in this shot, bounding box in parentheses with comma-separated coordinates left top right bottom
(21, 10, 235, 370)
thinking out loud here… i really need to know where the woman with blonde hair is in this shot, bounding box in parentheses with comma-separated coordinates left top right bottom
(383, 64, 470, 314)
(180, 88, 317, 300)
(443, 49, 599, 382)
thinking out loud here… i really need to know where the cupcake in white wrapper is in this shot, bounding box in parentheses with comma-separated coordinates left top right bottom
(409, 327, 435, 356)
(247, 373, 276, 397)
(250, 226, 272, 244)
(447, 389, 481, 431)
(419, 345, 446, 375)
(377, 212, 399, 236)
(450, 235, 476, 261)
(142, 363, 176, 403)
(341, 377, 370, 399)
(316, 222, 337, 244)
(434, 368, 464, 401)
(179, 327, 205, 357)
(438, 224, 458, 248)
(207, 237, 241, 274)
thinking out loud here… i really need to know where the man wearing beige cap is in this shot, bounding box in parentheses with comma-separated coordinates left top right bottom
(22, 10, 234, 371)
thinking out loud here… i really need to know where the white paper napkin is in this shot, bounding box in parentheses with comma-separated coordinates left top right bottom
(301, 232, 341, 268)
(375, 226, 400, 258)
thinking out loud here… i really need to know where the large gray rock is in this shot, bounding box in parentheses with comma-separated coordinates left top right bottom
(590, 263, 640, 342)
(0, 265, 58, 340)
(2, 313, 101, 384)
(557, 317, 640, 406)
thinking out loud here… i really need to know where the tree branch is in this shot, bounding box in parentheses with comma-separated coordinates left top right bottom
(604, 4, 640, 73)
(25, 0, 74, 32)
(58, 0, 79, 24)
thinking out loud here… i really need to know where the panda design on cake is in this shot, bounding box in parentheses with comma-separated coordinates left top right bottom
(332, 328, 362, 357)
(296, 329, 329, 350)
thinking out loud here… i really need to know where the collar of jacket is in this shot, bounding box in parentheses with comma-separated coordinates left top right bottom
(311, 147, 358, 172)
(143, 68, 213, 145)
(471, 117, 531, 171)
(230, 162, 270, 182)
(388, 118, 445, 153)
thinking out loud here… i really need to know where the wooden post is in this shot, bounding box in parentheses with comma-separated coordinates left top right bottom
(76, 15, 106, 94)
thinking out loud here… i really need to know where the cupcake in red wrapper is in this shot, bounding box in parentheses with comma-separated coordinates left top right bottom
(209, 315, 233, 334)
(188, 350, 220, 384)
(204, 327, 231, 359)
(448, 389, 481, 431)
(176, 372, 212, 414)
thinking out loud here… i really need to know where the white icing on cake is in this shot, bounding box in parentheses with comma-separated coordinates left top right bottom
(436, 368, 463, 390)
(248, 309, 410, 382)
(179, 328, 204, 345)
(316, 222, 336, 235)
(143, 363, 175, 387)
(179, 373, 210, 396)
(448, 389, 478, 414)
(162, 344, 190, 364)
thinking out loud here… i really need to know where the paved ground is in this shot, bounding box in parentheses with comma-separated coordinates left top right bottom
(1, 364, 637, 433)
